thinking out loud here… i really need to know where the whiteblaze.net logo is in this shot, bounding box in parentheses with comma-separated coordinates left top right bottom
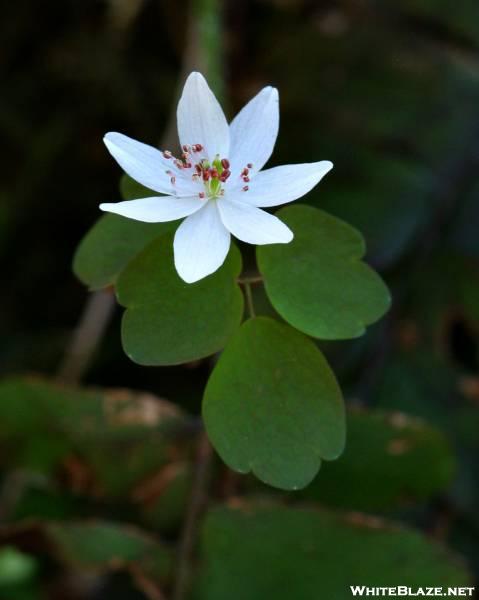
(350, 586, 475, 597)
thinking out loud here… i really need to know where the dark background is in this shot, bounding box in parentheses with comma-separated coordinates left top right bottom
(1, 0, 478, 598)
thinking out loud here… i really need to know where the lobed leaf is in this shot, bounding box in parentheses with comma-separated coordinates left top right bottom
(73, 174, 171, 290)
(73, 214, 174, 290)
(203, 317, 345, 490)
(116, 234, 244, 366)
(257, 205, 391, 340)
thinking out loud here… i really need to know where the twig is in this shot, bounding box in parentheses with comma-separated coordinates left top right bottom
(56, 288, 116, 384)
(172, 431, 213, 600)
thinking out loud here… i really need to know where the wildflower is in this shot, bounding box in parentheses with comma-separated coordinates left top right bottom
(100, 72, 332, 283)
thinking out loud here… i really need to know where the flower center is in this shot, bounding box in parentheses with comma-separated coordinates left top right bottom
(196, 155, 231, 199)
(163, 144, 252, 199)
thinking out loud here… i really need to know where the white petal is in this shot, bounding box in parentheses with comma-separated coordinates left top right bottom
(174, 201, 231, 283)
(177, 72, 229, 160)
(229, 86, 279, 176)
(230, 161, 333, 207)
(104, 132, 175, 195)
(173, 176, 204, 197)
(100, 196, 204, 223)
(218, 198, 293, 245)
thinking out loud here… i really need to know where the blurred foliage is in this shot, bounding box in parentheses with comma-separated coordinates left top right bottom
(299, 409, 455, 511)
(1, 0, 479, 598)
(193, 505, 471, 599)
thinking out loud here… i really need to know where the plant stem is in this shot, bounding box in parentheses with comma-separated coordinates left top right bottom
(237, 274, 263, 285)
(243, 281, 256, 319)
(57, 288, 115, 384)
(172, 431, 213, 600)
(192, 0, 224, 101)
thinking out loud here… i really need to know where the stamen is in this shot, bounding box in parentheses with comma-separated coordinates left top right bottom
(242, 185, 249, 191)
(163, 150, 172, 159)
(171, 176, 176, 185)
(176, 147, 236, 199)
(242, 176, 250, 183)
(219, 170, 231, 182)
(247, 163, 253, 169)
(241, 168, 249, 177)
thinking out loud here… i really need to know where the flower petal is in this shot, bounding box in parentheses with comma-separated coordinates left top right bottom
(177, 72, 229, 160)
(229, 86, 279, 176)
(100, 196, 204, 223)
(174, 201, 231, 283)
(218, 198, 293, 245)
(230, 161, 333, 207)
(104, 132, 175, 195)
(174, 176, 203, 197)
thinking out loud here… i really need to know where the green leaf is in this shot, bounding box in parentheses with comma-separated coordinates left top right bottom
(73, 214, 174, 290)
(257, 205, 391, 340)
(73, 174, 172, 290)
(117, 234, 244, 366)
(371, 351, 479, 524)
(193, 506, 471, 600)
(0, 377, 182, 440)
(300, 409, 455, 511)
(0, 377, 186, 495)
(203, 317, 345, 490)
(45, 520, 171, 578)
(0, 378, 75, 473)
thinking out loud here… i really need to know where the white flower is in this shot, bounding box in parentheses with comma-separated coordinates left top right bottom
(100, 72, 332, 283)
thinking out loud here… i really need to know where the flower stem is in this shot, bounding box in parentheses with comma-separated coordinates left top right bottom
(238, 274, 263, 285)
(243, 281, 256, 319)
